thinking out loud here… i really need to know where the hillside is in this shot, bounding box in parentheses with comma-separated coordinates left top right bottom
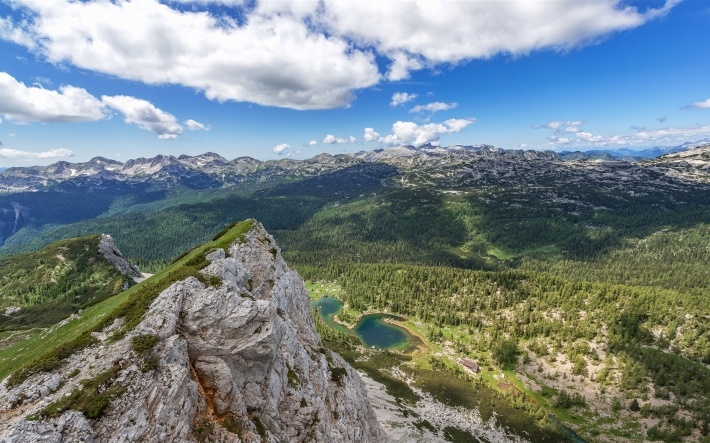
(1, 145, 710, 441)
(0, 221, 384, 442)
(0, 235, 140, 332)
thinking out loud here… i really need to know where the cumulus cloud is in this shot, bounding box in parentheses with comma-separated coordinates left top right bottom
(0, 147, 73, 159)
(323, 134, 356, 144)
(101, 95, 183, 139)
(387, 52, 424, 81)
(535, 119, 710, 148)
(184, 119, 210, 131)
(625, 125, 710, 144)
(1, 1, 678, 109)
(685, 98, 710, 110)
(410, 102, 457, 114)
(1, 0, 379, 110)
(308, 140, 318, 146)
(379, 118, 475, 147)
(272, 143, 291, 155)
(316, 0, 678, 79)
(391, 92, 418, 107)
(533, 120, 583, 133)
(536, 120, 607, 146)
(575, 132, 604, 142)
(0, 71, 188, 139)
(547, 135, 571, 144)
(0, 71, 105, 122)
(363, 127, 380, 143)
(166, 0, 246, 4)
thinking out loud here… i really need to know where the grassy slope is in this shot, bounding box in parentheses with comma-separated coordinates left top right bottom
(0, 289, 130, 382)
(0, 219, 254, 384)
(0, 235, 127, 331)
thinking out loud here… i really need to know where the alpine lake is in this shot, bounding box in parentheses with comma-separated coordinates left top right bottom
(311, 297, 424, 353)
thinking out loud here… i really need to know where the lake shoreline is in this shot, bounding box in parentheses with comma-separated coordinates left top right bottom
(311, 297, 427, 353)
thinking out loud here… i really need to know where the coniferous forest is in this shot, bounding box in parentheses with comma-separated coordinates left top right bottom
(2, 151, 710, 442)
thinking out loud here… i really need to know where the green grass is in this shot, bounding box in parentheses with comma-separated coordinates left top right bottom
(0, 288, 131, 382)
(305, 280, 344, 300)
(0, 219, 256, 385)
(0, 235, 128, 331)
(38, 363, 126, 420)
(486, 246, 514, 260)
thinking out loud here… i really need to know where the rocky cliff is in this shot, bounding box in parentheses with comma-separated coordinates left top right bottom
(98, 234, 142, 280)
(0, 221, 385, 442)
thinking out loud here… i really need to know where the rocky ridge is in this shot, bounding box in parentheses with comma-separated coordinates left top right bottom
(1, 141, 704, 194)
(0, 152, 362, 193)
(645, 144, 710, 183)
(98, 234, 142, 280)
(0, 221, 384, 442)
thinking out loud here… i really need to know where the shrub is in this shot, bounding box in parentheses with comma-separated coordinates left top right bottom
(131, 333, 159, 356)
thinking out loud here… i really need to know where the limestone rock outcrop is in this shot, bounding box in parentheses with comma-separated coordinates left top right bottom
(1, 221, 385, 442)
(98, 234, 142, 279)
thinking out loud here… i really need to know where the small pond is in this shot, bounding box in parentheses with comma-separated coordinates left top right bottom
(311, 297, 423, 352)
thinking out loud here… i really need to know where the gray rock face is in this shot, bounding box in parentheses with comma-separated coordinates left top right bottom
(1, 221, 385, 443)
(98, 234, 142, 279)
(0, 411, 94, 443)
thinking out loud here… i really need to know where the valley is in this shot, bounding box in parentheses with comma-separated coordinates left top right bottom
(1, 144, 710, 442)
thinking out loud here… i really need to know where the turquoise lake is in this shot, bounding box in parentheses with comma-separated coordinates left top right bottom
(311, 297, 422, 352)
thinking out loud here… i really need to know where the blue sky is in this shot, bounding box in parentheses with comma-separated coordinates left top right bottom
(0, 0, 709, 167)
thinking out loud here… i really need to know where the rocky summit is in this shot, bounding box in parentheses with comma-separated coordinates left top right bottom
(0, 221, 384, 442)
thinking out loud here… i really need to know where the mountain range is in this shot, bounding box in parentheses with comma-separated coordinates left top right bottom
(1, 141, 710, 442)
(1, 140, 707, 194)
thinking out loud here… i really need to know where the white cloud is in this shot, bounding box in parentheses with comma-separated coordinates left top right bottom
(391, 92, 418, 107)
(626, 125, 710, 144)
(33, 76, 52, 87)
(547, 135, 571, 144)
(387, 52, 423, 81)
(576, 131, 603, 142)
(0, 71, 185, 139)
(1, 1, 678, 110)
(308, 140, 318, 146)
(101, 95, 183, 139)
(0, 71, 105, 122)
(0, 16, 38, 49)
(0, 147, 73, 159)
(272, 143, 291, 155)
(2, 0, 379, 110)
(410, 102, 457, 114)
(535, 119, 710, 148)
(686, 98, 710, 110)
(363, 127, 380, 142)
(184, 119, 210, 131)
(316, 0, 678, 79)
(534, 120, 583, 132)
(322, 134, 355, 144)
(166, 0, 247, 4)
(379, 118, 475, 147)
